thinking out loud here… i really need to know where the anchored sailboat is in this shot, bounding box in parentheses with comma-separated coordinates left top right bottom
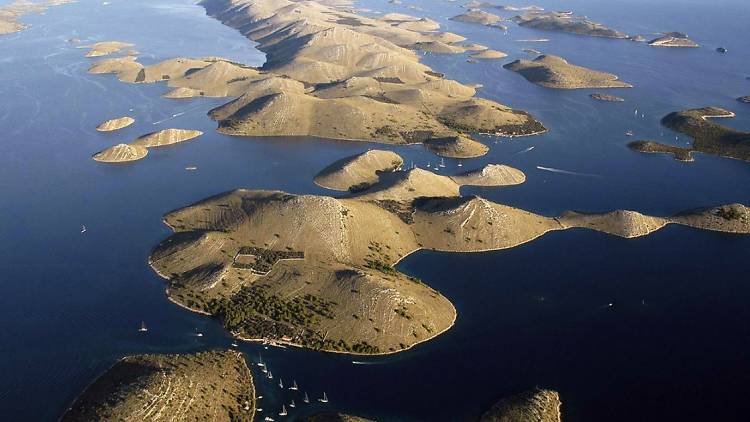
(279, 378, 284, 389)
(278, 405, 288, 416)
(319, 392, 328, 403)
(303, 392, 309, 404)
(267, 370, 273, 380)
(438, 158, 446, 168)
(289, 380, 298, 391)
(257, 353, 265, 367)
(138, 321, 148, 332)
(289, 400, 295, 408)
(80, 225, 86, 234)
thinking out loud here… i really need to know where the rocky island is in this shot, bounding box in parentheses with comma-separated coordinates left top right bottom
(504, 55, 632, 89)
(92, 128, 202, 163)
(61, 350, 254, 421)
(629, 107, 750, 162)
(513, 11, 628, 39)
(590, 93, 625, 102)
(148, 149, 750, 355)
(737, 96, 750, 104)
(648, 32, 699, 48)
(96, 116, 134, 132)
(450, 9, 504, 26)
(471, 49, 508, 60)
(87, 0, 549, 158)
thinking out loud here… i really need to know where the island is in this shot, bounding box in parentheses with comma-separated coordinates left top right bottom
(85, 0, 549, 158)
(61, 350, 255, 421)
(628, 107, 750, 162)
(0, 0, 73, 35)
(96, 116, 135, 132)
(450, 9, 504, 26)
(147, 151, 750, 355)
(648, 32, 699, 48)
(503, 55, 632, 89)
(313, 150, 403, 192)
(737, 96, 750, 104)
(83, 41, 137, 58)
(92, 128, 202, 163)
(590, 93, 625, 102)
(471, 49, 508, 60)
(513, 11, 628, 39)
(306, 413, 376, 422)
(480, 388, 561, 422)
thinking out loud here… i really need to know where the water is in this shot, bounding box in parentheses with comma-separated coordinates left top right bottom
(0, 0, 749, 420)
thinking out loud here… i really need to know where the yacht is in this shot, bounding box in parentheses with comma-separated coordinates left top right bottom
(267, 370, 273, 380)
(230, 341, 238, 347)
(80, 225, 87, 234)
(279, 378, 284, 389)
(185, 166, 198, 171)
(438, 158, 446, 168)
(289, 400, 296, 408)
(138, 321, 148, 332)
(289, 380, 298, 391)
(257, 353, 265, 367)
(278, 405, 288, 416)
(319, 392, 328, 403)
(625, 131, 634, 137)
(264, 417, 275, 421)
(194, 329, 203, 337)
(303, 392, 310, 404)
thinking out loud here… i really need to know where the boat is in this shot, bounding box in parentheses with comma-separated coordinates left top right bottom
(289, 380, 298, 391)
(257, 353, 265, 367)
(80, 225, 86, 234)
(264, 417, 274, 421)
(289, 400, 296, 408)
(319, 392, 328, 403)
(231, 342, 238, 347)
(438, 158, 446, 168)
(625, 131, 634, 137)
(261, 366, 268, 374)
(303, 392, 309, 404)
(279, 378, 284, 389)
(278, 405, 288, 416)
(185, 166, 198, 171)
(457, 161, 463, 167)
(257, 408, 263, 412)
(267, 370, 273, 380)
(257, 395, 263, 399)
(194, 329, 203, 337)
(426, 162, 431, 168)
(138, 321, 148, 332)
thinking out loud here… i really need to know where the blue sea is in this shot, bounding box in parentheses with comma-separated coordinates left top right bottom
(1, 0, 749, 420)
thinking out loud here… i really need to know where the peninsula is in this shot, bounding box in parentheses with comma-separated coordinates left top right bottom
(629, 107, 750, 162)
(504, 55, 632, 89)
(87, 0, 548, 158)
(61, 350, 254, 421)
(0, 0, 74, 35)
(148, 151, 750, 355)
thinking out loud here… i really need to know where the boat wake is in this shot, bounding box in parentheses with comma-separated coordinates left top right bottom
(536, 166, 600, 178)
(516, 146, 535, 154)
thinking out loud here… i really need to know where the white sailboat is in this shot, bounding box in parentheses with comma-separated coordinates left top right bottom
(289, 399, 295, 408)
(138, 321, 148, 332)
(289, 380, 298, 391)
(264, 417, 275, 421)
(194, 329, 203, 337)
(303, 392, 310, 404)
(438, 158, 446, 168)
(319, 392, 328, 403)
(278, 405, 288, 416)
(257, 353, 265, 367)
(267, 370, 273, 380)
(279, 378, 284, 389)
(80, 225, 87, 234)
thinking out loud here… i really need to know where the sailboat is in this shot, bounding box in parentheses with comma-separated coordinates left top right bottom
(289, 380, 298, 391)
(257, 353, 265, 367)
(278, 405, 288, 416)
(438, 158, 446, 168)
(138, 321, 148, 332)
(319, 392, 328, 403)
(261, 366, 268, 374)
(279, 378, 284, 389)
(264, 417, 275, 421)
(267, 370, 273, 380)
(80, 225, 86, 234)
(457, 161, 463, 167)
(303, 392, 310, 404)
(194, 329, 203, 337)
(231, 341, 239, 347)
(289, 399, 296, 408)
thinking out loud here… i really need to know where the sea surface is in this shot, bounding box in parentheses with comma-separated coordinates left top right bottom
(1, 0, 749, 420)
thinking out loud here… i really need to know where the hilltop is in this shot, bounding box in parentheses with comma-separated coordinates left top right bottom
(61, 350, 254, 421)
